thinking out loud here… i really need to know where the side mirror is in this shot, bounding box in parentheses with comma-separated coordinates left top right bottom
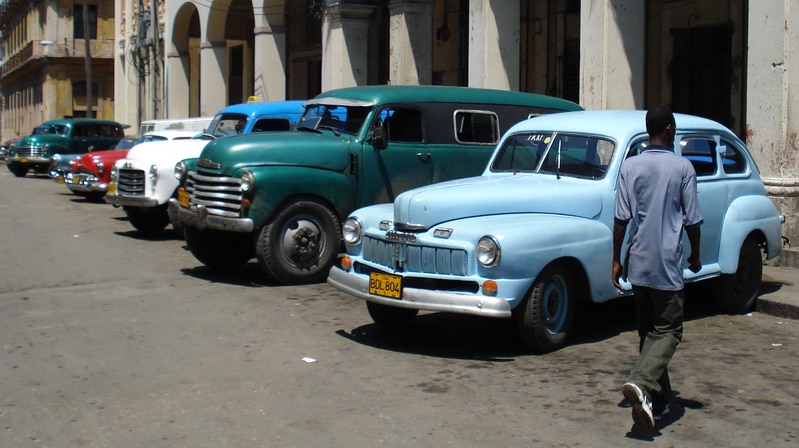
(372, 124, 388, 150)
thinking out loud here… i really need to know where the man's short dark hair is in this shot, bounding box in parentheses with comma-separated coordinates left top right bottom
(646, 105, 675, 137)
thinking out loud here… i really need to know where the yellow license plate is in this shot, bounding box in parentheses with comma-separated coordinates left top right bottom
(369, 272, 402, 299)
(177, 189, 190, 208)
(108, 183, 116, 194)
(20, 157, 28, 163)
(71, 176, 80, 184)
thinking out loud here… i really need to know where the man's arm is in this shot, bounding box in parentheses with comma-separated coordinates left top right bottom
(612, 219, 628, 289)
(685, 223, 701, 273)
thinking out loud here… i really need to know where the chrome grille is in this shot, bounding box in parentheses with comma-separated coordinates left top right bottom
(186, 170, 243, 218)
(362, 236, 468, 276)
(117, 169, 145, 196)
(11, 145, 45, 158)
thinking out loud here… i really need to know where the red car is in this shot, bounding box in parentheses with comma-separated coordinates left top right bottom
(65, 131, 197, 201)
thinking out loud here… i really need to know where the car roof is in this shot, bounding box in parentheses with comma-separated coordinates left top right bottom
(508, 110, 734, 142)
(38, 118, 123, 127)
(143, 130, 200, 139)
(215, 100, 307, 116)
(312, 85, 583, 111)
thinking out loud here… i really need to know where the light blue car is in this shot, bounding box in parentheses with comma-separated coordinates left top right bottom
(328, 110, 784, 352)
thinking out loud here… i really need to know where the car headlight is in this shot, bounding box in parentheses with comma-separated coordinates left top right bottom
(342, 217, 363, 245)
(240, 171, 254, 193)
(476, 236, 501, 267)
(174, 161, 186, 182)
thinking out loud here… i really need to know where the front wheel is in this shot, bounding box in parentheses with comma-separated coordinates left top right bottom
(184, 227, 254, 271)
(713, 236, 763, 314)
(514, 262, 576, 353)
(256, 200, 340, 285)
(123, 205, 171, 235)
(8, 162, 28, 177)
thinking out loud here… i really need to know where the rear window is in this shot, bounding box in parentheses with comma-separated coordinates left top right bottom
(681, 138, 717, 177)
(454, 110, 499, 145)
(252, 118, 292, 132)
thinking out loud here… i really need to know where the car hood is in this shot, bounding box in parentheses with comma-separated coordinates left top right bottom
(196, 131, 351, 175)
(76, 149, 129, 169)
(12, 135, 64, 147)
(393, 174, 604, 228)
(124, 139, 209, 165)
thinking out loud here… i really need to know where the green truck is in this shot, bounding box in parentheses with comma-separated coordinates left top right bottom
(169, 85, 581, 284)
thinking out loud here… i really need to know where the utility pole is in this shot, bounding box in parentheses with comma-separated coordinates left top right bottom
(83, 0, 92, 117)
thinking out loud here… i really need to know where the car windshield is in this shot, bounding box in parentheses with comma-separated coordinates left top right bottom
(205, 113, 249, 138)
(32, 124, 69, 136)
(491, 132, 616, 179)
(112, 137, 142, 150)
(297, 104, 370, 136)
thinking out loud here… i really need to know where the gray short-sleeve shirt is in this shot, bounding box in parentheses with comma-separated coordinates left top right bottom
(615, 146, 703, 290)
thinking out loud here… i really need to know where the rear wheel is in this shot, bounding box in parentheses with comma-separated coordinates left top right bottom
(514, 262, 576, 353)
(184, 227, 254, 271)
(256, 200, 340, 284)
(123, 205, 170, 235)
(713, 236, 763, 314)
(8, 163, 27, 177)
(366, 301, 419, 330)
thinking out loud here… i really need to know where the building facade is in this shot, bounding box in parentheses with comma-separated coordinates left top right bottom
(0, 0, 117, 143)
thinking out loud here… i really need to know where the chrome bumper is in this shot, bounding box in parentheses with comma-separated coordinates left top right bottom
(8, 156, 49, 164)
(168, 198, 254, 233)
(327, 266, 513, 318)
(66, 176, 109, 194)
(105, 193, 159, 207)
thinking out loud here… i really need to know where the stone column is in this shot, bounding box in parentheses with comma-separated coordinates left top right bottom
(199, 41, 227, 117)
(468, 0, 519, 90)
(388, 0, 434, 85)
(579, 0, 644, 109)
(253, 24, 287, 102)
(322, 2, 375, 91)
(165, 51, 190, 118)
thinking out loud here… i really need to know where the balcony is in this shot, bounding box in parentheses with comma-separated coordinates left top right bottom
(0, 38, 115, 79)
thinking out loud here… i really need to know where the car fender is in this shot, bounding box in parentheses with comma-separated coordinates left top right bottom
(717, 195, 783, 272)
(245, 165, 357, 227)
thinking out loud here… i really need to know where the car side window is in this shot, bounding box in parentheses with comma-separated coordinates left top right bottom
(454, 110, 499, 145)
(680, 138, 717, 177)
(384, 108, 423, 143)
(252, 118, 291, 132)
(720, 139, 748, 174)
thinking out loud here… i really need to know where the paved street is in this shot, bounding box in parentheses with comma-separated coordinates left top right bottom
(0, 167, 797, 448)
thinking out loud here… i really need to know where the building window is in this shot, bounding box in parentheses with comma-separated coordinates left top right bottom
(74, 5, 98, 39)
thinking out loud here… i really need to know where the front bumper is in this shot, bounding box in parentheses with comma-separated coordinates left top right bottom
(65, 172, 109, 194)
(327, 266, 513, 318)
(8, 156, 49, 165)
(105, 193, 159, 207)
(168, 198, 254, 233)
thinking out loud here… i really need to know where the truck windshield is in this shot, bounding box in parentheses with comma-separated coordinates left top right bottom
(32, 124, 69, 136)
(205, 114, 248, 138)
(298, 104, 370, 136)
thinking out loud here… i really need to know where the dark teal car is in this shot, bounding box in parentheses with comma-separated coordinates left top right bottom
(7, 118, 125, 177)
(170, 85, 582, 284)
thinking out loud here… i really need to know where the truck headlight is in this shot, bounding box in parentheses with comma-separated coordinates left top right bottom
(174, 161, 186, 182)
(342, 217, 363, 245)
(476, 236, 501, 267)
(240, 171, 254, 193)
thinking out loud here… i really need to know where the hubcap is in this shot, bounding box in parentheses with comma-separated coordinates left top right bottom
(281, 218, 323, 266)
(542, 274, 568, 334)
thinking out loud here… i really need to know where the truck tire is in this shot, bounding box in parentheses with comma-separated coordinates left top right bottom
(184, 227, 254, 270)
(256, 200, 340, 285)
(8, 163, 28, 177)
(123, 205, 170, 235)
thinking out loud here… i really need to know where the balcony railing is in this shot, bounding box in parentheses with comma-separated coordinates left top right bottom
(0, 38, 115, 78)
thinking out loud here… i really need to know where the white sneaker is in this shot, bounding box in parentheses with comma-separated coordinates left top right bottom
(623, 382, 655, 430)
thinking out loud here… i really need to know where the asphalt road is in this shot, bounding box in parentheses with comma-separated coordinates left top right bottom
(1, 167, 797, 448)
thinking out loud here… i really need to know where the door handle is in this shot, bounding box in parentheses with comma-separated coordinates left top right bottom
(416, 152, 431, 161)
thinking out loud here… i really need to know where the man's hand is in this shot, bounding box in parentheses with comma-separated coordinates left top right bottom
(612, 260, 624, 290)
(688, 256, 701, 273)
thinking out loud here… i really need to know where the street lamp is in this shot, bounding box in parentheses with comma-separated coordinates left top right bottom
(39, 38, 92, 118)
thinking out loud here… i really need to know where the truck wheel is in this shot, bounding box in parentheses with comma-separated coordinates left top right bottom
(256, 200, 340, 284)
(514, 262, 576, 353)
(123, 205, 170, 235)
(8, 163, 28, 177)
(713, 236, 762, 314)
(367, 301, 418, 330)
(184, 227, 254, 270)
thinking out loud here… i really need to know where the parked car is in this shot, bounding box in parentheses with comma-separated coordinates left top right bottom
(6, 118, 125, 177)
(106, 101, 306, 235)
(169, 85, 582, 284)
(64, 130, 199, 201)
(327, 110, 784, 352)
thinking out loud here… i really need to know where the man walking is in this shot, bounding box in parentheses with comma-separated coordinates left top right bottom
(612, 105, 703, 431)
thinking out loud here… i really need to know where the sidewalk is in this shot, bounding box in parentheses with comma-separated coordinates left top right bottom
(759, 265, 799, 320)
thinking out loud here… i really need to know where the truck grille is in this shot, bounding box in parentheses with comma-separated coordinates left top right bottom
(185, 170, 243, 218)
(11, 145, 45, 158)
(362, 236, 468, 276)
(117, 169, 145, 196)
